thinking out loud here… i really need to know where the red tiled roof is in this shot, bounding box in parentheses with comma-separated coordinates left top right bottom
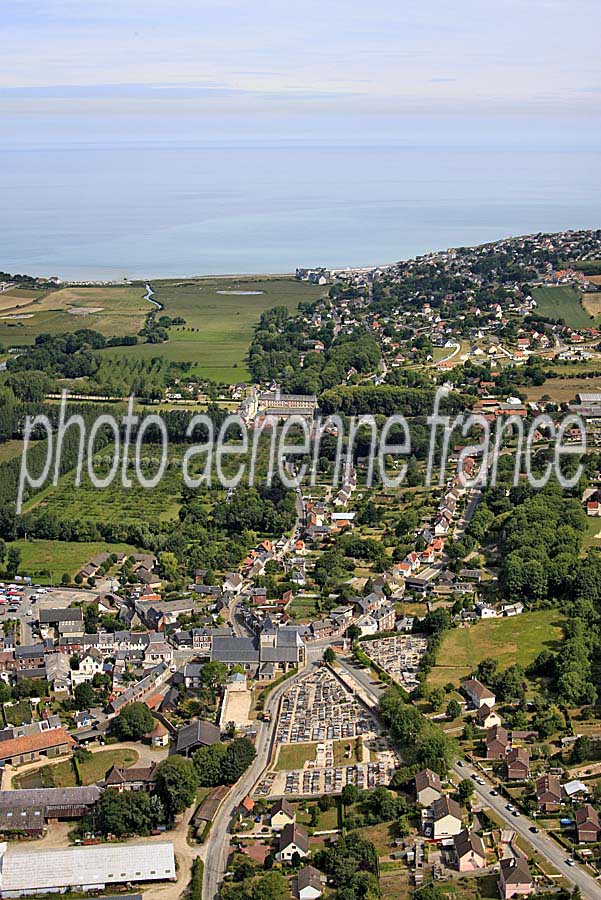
(0, 727, 75, 760)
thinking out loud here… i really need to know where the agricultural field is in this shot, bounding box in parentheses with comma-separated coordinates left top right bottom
(582, 292, 601, 319)
(0, 288, 49, 312)
(524, 376, 597, 404)
(22, 444, 188, 525)
(0, 440, 24, 464)
(105, 276, 326, 382)
(428, 610, 564, 689)
(6, 539, 139, 584)
(532, 286, 593, 329)
(0, 285, 149, 347)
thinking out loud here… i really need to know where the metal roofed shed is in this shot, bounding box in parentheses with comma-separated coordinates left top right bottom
(0, 841, 176, 897)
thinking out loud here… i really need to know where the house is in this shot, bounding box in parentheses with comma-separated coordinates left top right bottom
(498, 855, 533, 899)
(535, 774, 562, 812)
(270, 798, 296, 830)
(476, 704, 501, 730)
(0, 728, 75, 767)
(507, 747, 530, 780)
(462, 679, 496, 709)
(276, 823, 310, 861)
(486, 725, 510, 760)
(576, 804, 601, 842)
(237, 796, 255, 818)
(74, 710, 91, 729)
(174, 719, 221, 756)
(415, 769, 442, 806)
(71, 649, 104, 686)
(150, 720, 170, 748)
(431, 796, 462, 840)
(297, 865, 323, 900)
(103, 763, 157, 792)
(454, 828, 486, 871)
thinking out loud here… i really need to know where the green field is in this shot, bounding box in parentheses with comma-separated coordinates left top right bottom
(0, 286, 149, 347)
(275, 742, 318, 771)
(104, 276, 325, 382)
(0, 440, 24, 464)
(8, 539, 139, 583)
(23, 444, 188, 526)
(532, 286, 592, 329)
(428, 610, 564, 689)
(13, 748, 139, 789)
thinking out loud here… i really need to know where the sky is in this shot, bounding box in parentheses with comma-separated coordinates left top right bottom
(1, 0, 600, 146)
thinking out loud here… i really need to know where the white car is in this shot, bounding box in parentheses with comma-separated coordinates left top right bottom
(37, 588, 47, 594)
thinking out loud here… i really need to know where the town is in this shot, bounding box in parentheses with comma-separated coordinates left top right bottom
(0, 230, 601, 900)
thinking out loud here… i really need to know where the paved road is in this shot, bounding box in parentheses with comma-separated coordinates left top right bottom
(201, 661, 318, 900)
(453, 759, 601, 899)
(339, 658, 601, 898)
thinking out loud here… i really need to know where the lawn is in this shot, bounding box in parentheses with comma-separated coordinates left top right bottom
(333, 738, 362, 766)
(582, 515, 601, 552)
(274, 743, 318, 771)
(13, 748, 139, 789)
(105, 276, 325, 383)
(7, 539, 139, 584)
(0, 286, 149, 346)
(532, 286, 592, 329)
(428, 610, 564, 689)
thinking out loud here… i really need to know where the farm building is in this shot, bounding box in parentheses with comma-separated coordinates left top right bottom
(0, 841, 176, 897)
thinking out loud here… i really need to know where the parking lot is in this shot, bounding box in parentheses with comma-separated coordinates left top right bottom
(362, 634, 429, 690)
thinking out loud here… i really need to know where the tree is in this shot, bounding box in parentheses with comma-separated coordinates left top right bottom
(61, 573, 70, 586)
(220, 737, 257, 784)
(323, 647, 336, 664)
(74, 681, 94, 709)
(346, 624, 361, 643)
(201, 660, 228, 688)
(155, 756, 198, 818)
(457, 778, 475, 804)
(446, 699, 461, 720)
(341, 783, 359, 806)
(89, 788, 157, 836)
(6, 546, 21, 575)
(112, 702, 154, 741)
(192, 742, 228, 786)
(427, 687, 445, 711)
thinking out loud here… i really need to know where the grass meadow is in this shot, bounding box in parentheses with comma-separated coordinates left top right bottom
(9, 539, 139, 583)
(105, 276, 325, 382)
(0, 286, 149, 346)
(427, 610, 564, 689)
(532, 286, 593, 329)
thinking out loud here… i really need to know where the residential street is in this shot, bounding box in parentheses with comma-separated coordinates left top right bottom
(453, 759, 601, 899)
(339, 658, 601, 898)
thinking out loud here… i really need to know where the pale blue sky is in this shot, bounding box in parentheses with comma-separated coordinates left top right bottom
(1, 0, 600, 145)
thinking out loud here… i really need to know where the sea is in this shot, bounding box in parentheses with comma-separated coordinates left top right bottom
(1, 121, 600, 281)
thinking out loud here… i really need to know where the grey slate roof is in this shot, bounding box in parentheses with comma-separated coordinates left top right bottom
(175, 719, 221, 752)
(0, 786, 102, 809)
(211, 637, 260, 664)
